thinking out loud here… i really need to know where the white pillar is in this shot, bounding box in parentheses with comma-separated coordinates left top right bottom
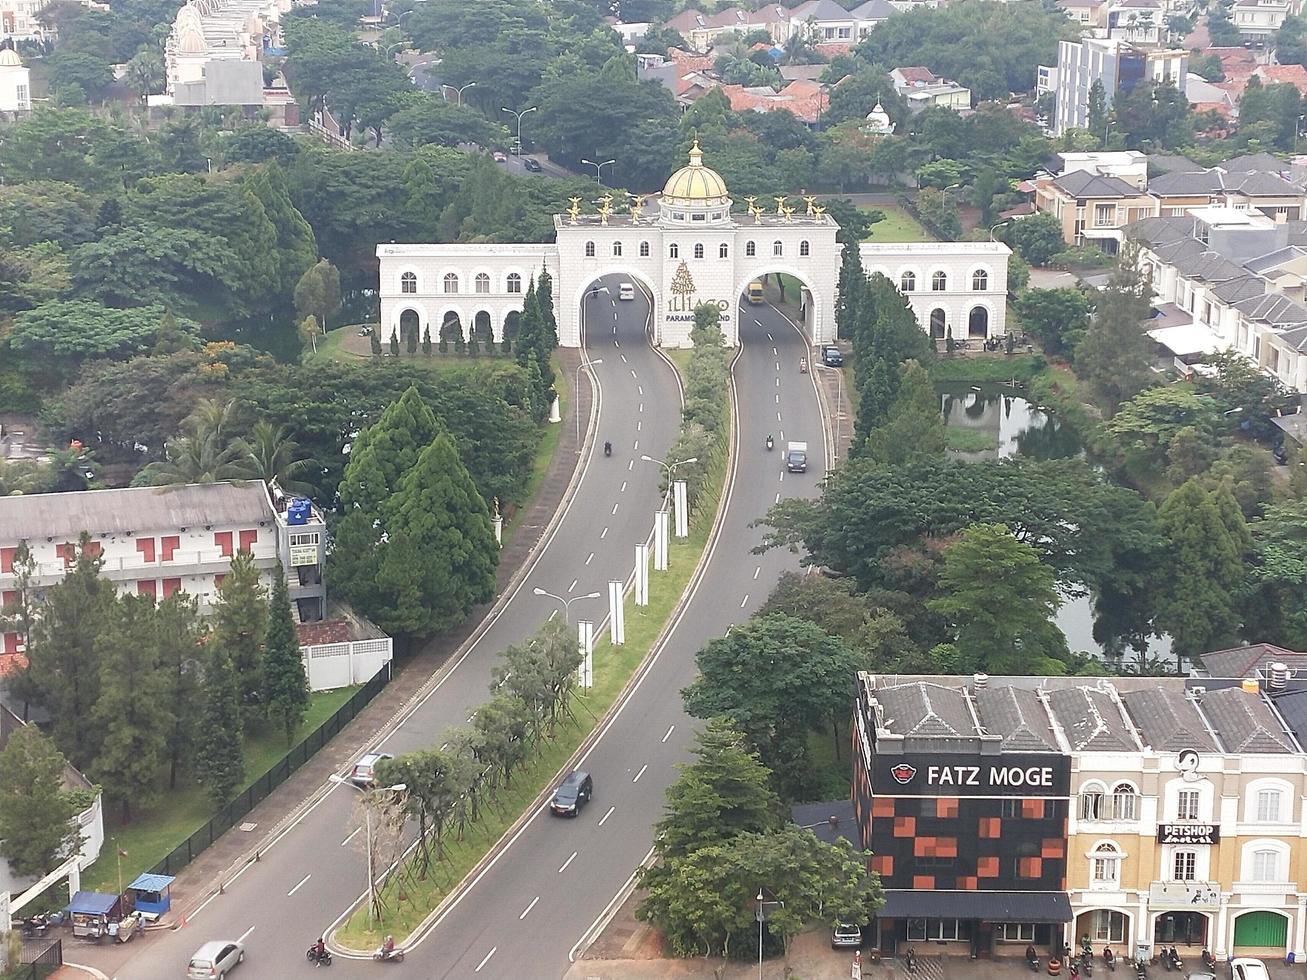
(673, 480, 688, 538)
(608, 580, 625, 645)
(577, 620, 594, 689)
(634, 544, 649, 606)
(653, 511, 669, 571)
(1293, 895, 1307, 962)
(1215, 899, 1230, 959)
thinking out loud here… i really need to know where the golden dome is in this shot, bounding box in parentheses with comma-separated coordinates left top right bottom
(0, 48, 22, 68)
(661, 139, 728, 203)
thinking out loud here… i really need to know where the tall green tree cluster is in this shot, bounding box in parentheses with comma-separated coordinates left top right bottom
(0, 725, 82, 877)
(513, 273, 560, 409)
(330, 386, 499, 637)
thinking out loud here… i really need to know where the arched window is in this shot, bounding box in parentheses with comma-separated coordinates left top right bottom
(506, 273, 522, 294)
(694, 243, 704, 259)
(1111, 783, 1138, 821)
(900, 271, 916, 293)
(585, 241, 595, 257)
(1080, 783, 1105, 821)
(1253, 847, 1283, 881)
(932, 270, 948, 291)
(613, 241, 623, 257)
(972, 269, 988, 291)
(800, 240, 810, 257)
(746, 241, 756, 257)
(475, 273, 490, 294)
(670, 243, 679, 258)
(639, 241, 650, 257)
(443, 272, 459, 294)
(1091, 842, 1121, 884)
(400, 271, 417, 294)
(773, 241, 783, 257)
(1256, 787, 1284, 822)
(719, 243, 729, 258)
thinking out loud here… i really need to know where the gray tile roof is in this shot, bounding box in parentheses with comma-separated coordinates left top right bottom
(1147, 169, 1299, 198)
(1127, 214, 1195, 248)
(1275, 324, 1307, 351)
(1171, 250, 1250, 284)
(974, 686, 1058, 751)
(1243, 246, 1307, 275)
(1148, 153, 1201, 175)
(1120, 687, 1221, 752)
(1210, 275, 1269, 304)
(851, 0, 896, 16)
(0, 482, 273, 541)
(1046, 686, 1139, 751)
(875, 682, 977, 737)
(1053, 169, 1139, 199)
(1233, 292, 1307, 327)
(1199, 643, 1307, 678)
(1218, 152, 1287, 175)
(1226, 171, 1301, 196)
(1199, 687, 1296, 752)
(1148, 171, 1224, 196)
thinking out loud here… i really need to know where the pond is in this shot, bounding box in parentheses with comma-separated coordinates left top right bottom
(939, 384, 1173, 665)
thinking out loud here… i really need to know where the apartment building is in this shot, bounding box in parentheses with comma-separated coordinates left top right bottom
(0, 482, 327, 660)
(1052, 38, 1187, 136)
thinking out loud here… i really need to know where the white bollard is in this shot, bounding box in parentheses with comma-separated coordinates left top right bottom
(608, 580, 625, 645)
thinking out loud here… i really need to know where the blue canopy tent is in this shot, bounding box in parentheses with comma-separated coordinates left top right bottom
(67, 891, 122, 939)
(127, 873, 174, 919)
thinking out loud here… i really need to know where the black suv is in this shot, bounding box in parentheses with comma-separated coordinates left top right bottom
(821, 345, 844, 367)
(549, 770, 593, 816)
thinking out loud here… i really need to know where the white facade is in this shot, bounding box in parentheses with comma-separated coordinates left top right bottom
(860, 242, 1013, 340)
(1053, 38, 1187, 136)
(0, 46, 29, 115)
(1233, 0, 1294, 37)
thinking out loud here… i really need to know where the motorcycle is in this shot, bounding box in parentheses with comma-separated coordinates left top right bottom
(603, 441, 612, 457)
(1082, 951, 1094, 977)
(1201, 950, 1217, 971)
(1070, 959, 1081, 980)
(765, 435, 774, 451)
(1165, 948, 1182, 971)
(1135, 958, 1148, 980)
(1103, 948, 1117, 973)
(799, 357, 808, 374)
(306, 946, 333, 967)
(20, 914, 48, 938)
(374, 946, 405, 963)
(905, 947, 918, 973)
(1027, 951, 1041, 972)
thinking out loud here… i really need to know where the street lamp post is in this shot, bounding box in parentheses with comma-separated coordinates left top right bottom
(533, 586, 602, 624)
(500, 106, 537, 156)
(443, 80, 476, 105)
(329, 775, 407, 928)
(639, 454, 699, 511)
(989, 220, 1011, 242)
(575, 355, 603, 448)
(580, 157, 616, 186)
(757, 888, 765, 980)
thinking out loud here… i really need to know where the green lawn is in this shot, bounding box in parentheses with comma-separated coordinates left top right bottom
(501, 352, 567, 548)
(80, 686, 360, 894)
(863, 205, 935, 243)
(946, 427, 997, 453)
(311, 325, 520, 374)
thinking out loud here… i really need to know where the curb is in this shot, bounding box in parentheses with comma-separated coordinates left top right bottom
(167, 352, 598, 927)
(61, 963, 110, 980)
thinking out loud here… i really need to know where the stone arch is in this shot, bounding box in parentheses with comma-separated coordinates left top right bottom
(503, 310, 523, 343)
(732, 266, 824, 348)
(439, 309, 465, 343)
(929, 307, 947, 339)
(399, 308, 421, 347)
(473, 310, 494, 345)
(570, 267, 661, 345)
(968, 304, 989, 338)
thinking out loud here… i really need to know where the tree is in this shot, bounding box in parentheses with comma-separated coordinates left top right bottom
(1156, 480, 1247, 655)
(293, 258, 343, 333)
(1104, 386, 1220, 470)
(1014, 287, 1090, 358)
(233, 420, 317, 496)
(195, 646, 245, 807)
(124, 50, 164, 103)
(1087, 80, 1108, 146)
(10, 302, 197, 376)
(156, 592, 203, 790)
(92, 594, 168, 823)
(244, 162, 318, 297)
(929, 523, 1069, 670)
(1004, 213, 1065, 266)
(1112, 80, 1193, 150)
(0, 543, 41, 686)
(1077, 255, 1154, 411)
(210, 551, 268, 710)
(1278, 12, 1307, 67)
(0, 726, 79, 877)
(376, 745, 472, 876)
(336, 385, 442, 518)
(682, 615, 866, 799)
(863, 359, 946, 464)
(387, 98, 507, 149)
(48, 48, 113, 101)
(263, 570, 309, 743)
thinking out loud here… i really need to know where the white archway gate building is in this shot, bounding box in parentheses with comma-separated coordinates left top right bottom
(377, 145, 1013, 348)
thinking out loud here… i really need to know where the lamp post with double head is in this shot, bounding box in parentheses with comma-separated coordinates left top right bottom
(639, 454, 699, 511)
(581, 158, 616, 186)
(533, 586, 602, 624)
(329, 774, 407, 928)
(500, 105, 537, 156)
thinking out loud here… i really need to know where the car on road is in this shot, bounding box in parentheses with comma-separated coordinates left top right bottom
(549, 770, 593, 816)
(831, 923, 862, 948)
(785, 441, 808, 473)
(618, 282, 635, 301)
(187, 939, 245, 979)
(523, 157, 543, 172)
(492, 150, 507, 163)
(1232, 959, 1270, 980)
(821, 345, 843, 367)
(348, 751, 393, 787)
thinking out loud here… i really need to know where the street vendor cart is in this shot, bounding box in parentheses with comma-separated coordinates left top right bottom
(126, 873, 174, 921)
(67, 891, 123, 941)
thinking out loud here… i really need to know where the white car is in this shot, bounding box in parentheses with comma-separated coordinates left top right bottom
(1232, 958, 1269, 980)
(348, 751, 393, 787)
(187, 940, 245, 978)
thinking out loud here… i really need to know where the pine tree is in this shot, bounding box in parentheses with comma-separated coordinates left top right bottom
(389, 328, 399, 356)
(263, 570, 309, 744)
(370, 329, 382, 357)
(156, 592, 202, 790)
(864, 360, 947, 464)
(195, 646, 245, 807)
(536, 268, 559, 349)
(0, 726, 78, 877)
(384, 434, 499, 635)
(422, 325, 432, 357)
(835, 242, 865, 340)
(406, 322, 418, 354)
(92, 594, 168, 823)
(1078, 253, 1154, 412)
(210, 551, 267, 711)
(246, 162, 318, 297)
(337, 385, 442, 516)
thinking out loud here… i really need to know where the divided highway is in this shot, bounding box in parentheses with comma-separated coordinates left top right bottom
(107, 276, 682, 980)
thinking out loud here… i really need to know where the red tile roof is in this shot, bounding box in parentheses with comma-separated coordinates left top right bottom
(0, 652, 27, 677)
(296, 620, 351, 646)
(717, 78, 829, 124)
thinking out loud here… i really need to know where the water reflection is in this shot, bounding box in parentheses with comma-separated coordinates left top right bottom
(938, 384, 1081, 461)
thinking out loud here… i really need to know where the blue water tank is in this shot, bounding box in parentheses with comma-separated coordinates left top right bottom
(287, 498, 311, 526)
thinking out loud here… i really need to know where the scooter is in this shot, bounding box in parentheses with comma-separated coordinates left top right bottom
(1082, 951, 1094, 977)
(1103, 948, 1117, 972)
(1070, 959, 1081, 980)
(603, 441, 612, 457)
(1201, 951, 1217, 971)
(20, 914, 48, 938)
(1134, 957, 1148, 980)
(306, 946, 333, 966)
(766, 434, 774, 451)
(1027, 950, 1041, 972)
(374, 946, 405, 963)
(1165, 948, 1182, 971)
(799, 357, 808, 374)
(905, 947, 918, 973)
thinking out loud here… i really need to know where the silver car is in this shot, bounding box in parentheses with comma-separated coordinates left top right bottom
(187, 939, 244, 978)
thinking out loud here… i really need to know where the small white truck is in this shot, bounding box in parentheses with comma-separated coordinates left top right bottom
(786, 441, 808, 473)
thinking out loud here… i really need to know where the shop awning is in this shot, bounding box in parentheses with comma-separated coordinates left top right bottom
(67, 891, 118, 916)
(878, 890, 1073, 923)
(127, 873, 174, 893)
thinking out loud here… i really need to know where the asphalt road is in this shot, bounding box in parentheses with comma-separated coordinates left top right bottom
(102, 275, 681, 980)
(393, 300, 827, 978)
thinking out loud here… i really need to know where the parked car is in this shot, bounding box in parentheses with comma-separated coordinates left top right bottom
(348, 751, 393, 787)
(523, 157, 543, 172)
(187, 940, 245, 979)
(831, 923, 862, 948)
(492, 150, 507, 163)
(1232, 959, 1269, 980)
(549, 770, 593, 816)
(821, 345, 843, 367)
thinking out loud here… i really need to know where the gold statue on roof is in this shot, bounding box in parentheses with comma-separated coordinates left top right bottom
(567, 197, 582, 224)
(629, 194, 646, 222)
(596, 193, 613, 225)
(813, 204, 827, 218)
(774, 196, 787, 215)
(803, 195, 818, 216)
(748, 201, 765, 224)
(781, 204, 795, 222)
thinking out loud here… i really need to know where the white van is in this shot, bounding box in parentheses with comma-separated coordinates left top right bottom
(618, 282, 635, 301)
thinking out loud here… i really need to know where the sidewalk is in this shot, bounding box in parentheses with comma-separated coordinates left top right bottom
(96, 350, 590, 927)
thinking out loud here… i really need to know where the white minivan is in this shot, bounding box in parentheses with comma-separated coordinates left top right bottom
(618, 282, 635, 301)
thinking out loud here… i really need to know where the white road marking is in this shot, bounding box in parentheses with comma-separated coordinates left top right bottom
(777, 412, 782, 421)
(662, 725, 675, 743)
(341, 827, 361, 846)
(775, 361, 780, 371)
(633, 764, 648, 783)
(779, 471, 784, 482)
(519, 896, 540, 920)
(620, 481, 627, 492)
(754, 567, 761, 580)
(766, 330, 773, 339)
(637, 386, 643, 395)
(637, 421, 642, 432)
(740, 595, 749, 608)
(630, 369, 638, 379)
(775, 377, 779, 387)
(601, 527, 609, 539)
(620, 353, 628, 363)
(627, 459, 633, 471)
(633, 440, 639, 451)
(638, 403, 643, 413)
(775, 393, 779, 403)
(559, 851, 578, 873)
(440, 741, 449, 750)
(772, 348, 778, 355)
(611, 503, 619, 515)
(585, 553, 594, 565)
(779, 429, 785, 440)
(238, 925, 256, 944)
(614, 340, 620, 347)
(612, 312, 618, 321)
(569, 579, 578, 592)
(288, 873, 311, 897)
(475, 947, 497, 972)
(775, 492, 782, 503)
(598, 806, 616, 826)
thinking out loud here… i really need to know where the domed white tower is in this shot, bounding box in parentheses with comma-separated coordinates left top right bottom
(659, 139, 732, 227)
(863, 102, 894, 137)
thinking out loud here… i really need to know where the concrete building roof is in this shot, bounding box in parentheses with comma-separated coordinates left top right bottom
(1199, 686, 1297, 753)
(0, 482, 273, 541)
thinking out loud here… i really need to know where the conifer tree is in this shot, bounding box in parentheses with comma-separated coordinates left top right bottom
(370, 329, 382, 357)
(337, 385, 442, 516)
(195, 647, 245, 807)
(536, 268, 559, 349)
(422, 325, 432, 356)
(210, 551, 267, 710)
(389, 328, 399, 357)
(0, 726, 78, 877)
(263, 570, 309, 744)
(156, 592, 202, 789)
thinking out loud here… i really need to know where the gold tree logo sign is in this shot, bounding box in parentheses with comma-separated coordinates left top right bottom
(668, 260, 697, 312)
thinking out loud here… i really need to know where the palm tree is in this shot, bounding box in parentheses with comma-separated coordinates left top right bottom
(142, 430, 246, 485)
(233, 421, 317, 496)
(125, 50, 164, 105)
(189, 398, 239, 444)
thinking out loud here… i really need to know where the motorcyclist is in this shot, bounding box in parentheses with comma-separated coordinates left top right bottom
(766, 433, 774, 450)
(313, 938, 327, 960)
(383, 935, 396, 956)
(1026, 944, 1038, 962)
(603, 440, 612, 457)
(1104, 946, 1116, 971)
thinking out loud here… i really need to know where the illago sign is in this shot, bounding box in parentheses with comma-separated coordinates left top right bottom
(1157, 823, 1219, 845)
(873, 753, 1070, 798)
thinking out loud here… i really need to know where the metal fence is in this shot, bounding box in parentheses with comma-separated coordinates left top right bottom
(12, 938, 61, 979)
(147, 666, 390, 877)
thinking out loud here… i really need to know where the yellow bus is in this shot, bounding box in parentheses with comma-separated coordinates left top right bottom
(746, 280, 765, 304)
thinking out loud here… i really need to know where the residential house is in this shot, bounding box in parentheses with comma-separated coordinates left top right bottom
(891, 66, 971, 113)
(1051, 37, 1187, 136)
(1106, 0, 1165, 45)
(788, 0, 862, 43)
(1232, 0, 1295, 41)
(850, 0, 898, 36)
(1034, 168, 1156, 249)
(1057, 150, 1150, 188)
(661, 6, 788, 52)
(1057, 0, 1109, 30)
(717, 78, 830, 125)
(1147, 169, 1305, 222)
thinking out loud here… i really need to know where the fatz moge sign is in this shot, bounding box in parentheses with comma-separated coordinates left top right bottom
(873, 752, 1070, 797)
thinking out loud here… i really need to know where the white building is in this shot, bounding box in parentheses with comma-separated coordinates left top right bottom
(1052, 38, 1187, 136)
(860, 242, 1013, 341)
(1232, 0, 1297, 40)
(378, 146, 1010, 350)
(0, 44, 29, 117)
(0, 481, 327, 661)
